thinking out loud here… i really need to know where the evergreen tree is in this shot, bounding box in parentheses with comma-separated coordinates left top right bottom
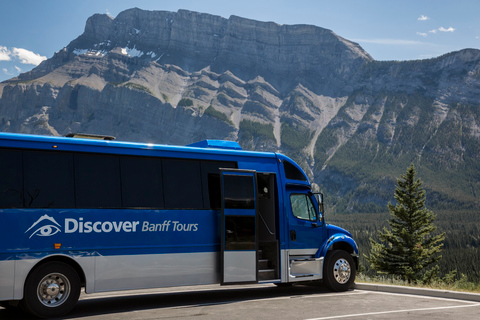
(366, 163, 445, 283)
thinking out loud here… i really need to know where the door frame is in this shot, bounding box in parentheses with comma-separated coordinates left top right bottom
(220, 169, 258, 284)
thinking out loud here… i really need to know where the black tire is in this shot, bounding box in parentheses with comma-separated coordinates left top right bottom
(21, 261, 80, 318)
(323, 250, 355, 292)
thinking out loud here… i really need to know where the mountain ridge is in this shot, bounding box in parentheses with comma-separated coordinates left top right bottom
(51, 8, 372, 97)
(1, 8, 479, 212)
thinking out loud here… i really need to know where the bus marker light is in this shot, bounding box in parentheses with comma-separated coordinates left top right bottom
(54, 243, 61, 249)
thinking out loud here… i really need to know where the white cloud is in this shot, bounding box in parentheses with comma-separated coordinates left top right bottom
(418, 27, 455, 37)
(11, 48, 47, 65)
(14, 66, 22, 73)
(418, 15, 429, 21)
(438, 27, 455, 32)
(0, 46, 11, 61)
(2, 68, 13, 76)
(0, 46, 47, 65)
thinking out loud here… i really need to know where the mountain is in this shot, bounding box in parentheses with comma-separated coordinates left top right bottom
(0, 8, 479, 212)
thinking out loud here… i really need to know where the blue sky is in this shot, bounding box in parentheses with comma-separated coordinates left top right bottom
(1, 0, 479, 82)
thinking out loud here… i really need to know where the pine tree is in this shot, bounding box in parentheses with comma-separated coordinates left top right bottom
(366, 163, 445, 284)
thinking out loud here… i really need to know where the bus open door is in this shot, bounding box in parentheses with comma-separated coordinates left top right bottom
(220, 169, 257, 284)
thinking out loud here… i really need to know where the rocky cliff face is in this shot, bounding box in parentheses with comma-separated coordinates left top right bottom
(0, 8, 479, 211)
(64, 8, 372, 96)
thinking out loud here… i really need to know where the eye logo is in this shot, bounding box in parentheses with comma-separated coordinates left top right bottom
(25, 214, 62, 239)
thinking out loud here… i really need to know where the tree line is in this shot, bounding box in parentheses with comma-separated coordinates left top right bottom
(328, 164, 480, 285)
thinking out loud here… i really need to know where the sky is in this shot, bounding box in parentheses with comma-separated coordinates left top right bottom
(1, 0, 479, 82)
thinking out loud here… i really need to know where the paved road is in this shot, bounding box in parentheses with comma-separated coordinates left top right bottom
(1, 284, 479, 319)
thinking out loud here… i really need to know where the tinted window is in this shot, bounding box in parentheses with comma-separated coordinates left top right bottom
(121, 156, 164, 208)
(207, 174, 221, 209)
(224, 175, 255, 209)
(290, 194, 317, 221)
(284, 160, 307, 181)
(163, 158, 203, 209)
(0, 146, 239, 211)
(257, 173, 271, 200)
(0, 149, 23, 208)
(225, 216, 256, 250)
(23, 151, 75, 208)
(202, 161, 237, 209)
(75, 154, 121, 208)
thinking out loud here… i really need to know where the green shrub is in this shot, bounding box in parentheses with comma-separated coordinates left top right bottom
(203, 106, 233, 126)
(178, 98, 194, 107)
(281, 122, 312, 150)
(239, 119, 275, 142)
(124, 82, 153, 95)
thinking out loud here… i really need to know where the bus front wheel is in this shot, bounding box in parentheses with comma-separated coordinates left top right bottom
(323, 250, 355, 292)
(21, 261, 80, 318)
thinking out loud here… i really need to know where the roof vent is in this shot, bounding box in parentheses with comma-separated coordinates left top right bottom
(187, 140, 242, 150)
(65, 133, 115, 140)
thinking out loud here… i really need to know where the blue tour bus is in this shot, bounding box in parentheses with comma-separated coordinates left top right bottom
(0, 132, 358, 318)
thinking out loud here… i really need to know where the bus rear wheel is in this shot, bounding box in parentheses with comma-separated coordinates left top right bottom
(323, 250, 355, 292)
(21, 262, 80, 318)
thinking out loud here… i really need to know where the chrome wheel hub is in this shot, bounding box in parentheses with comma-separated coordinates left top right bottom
(37, 273, 70, 307)
(46, 283, 60, 296)
(333, 258, 351, 284)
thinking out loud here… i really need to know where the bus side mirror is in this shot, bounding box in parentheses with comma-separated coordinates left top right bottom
(315, 193, 324, 222)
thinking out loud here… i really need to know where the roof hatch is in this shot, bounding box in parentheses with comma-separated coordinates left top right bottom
(65, 133, 115, 140)
(187, 140, 242, 150)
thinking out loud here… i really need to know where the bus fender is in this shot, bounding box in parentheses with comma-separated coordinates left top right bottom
(315, 234, 359, 260)
(13, 253, 91, 300)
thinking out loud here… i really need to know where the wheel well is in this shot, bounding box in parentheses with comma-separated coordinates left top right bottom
(331, 241, 353, 253)
(331, 242, 359, 270)
(30, 256, 86, 287)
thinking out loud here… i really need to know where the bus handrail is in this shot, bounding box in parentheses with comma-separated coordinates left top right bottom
(258, 212, 275, 235)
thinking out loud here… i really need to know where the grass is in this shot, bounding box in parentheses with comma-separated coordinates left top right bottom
(178, 98, 193, 107)
(356, 273, 480, 294)
(124, 82, 153, 95)
(281, 122, 312, 151)
(203, 105, 234, 126)
(109, 81, 125, 86)
(239, 119, 276, 142)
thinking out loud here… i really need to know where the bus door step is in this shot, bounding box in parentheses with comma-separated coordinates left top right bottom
(291, 273, 319, 278)
(258, 268, 276, 280)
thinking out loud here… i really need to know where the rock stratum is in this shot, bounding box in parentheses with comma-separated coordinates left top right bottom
(1, 8, 479, 211)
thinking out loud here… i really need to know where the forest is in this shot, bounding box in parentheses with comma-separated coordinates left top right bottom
(328, 209, 480, 284)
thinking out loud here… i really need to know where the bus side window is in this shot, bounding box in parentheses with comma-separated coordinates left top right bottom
(207, 173, 221, 209)
(121, 156, 164, 208)
(223, 175, 255, 209)
(24, 151, 75, 208)
(75, 153, 122, 208)
(0, 149, 23, 208)
(201, 160, 237, 209)
(290, 194, 317, 221)
(283, 160, 307, 181)
(163, 159, 203, 209)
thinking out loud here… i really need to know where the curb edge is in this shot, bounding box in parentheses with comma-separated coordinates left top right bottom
(353, 282, 480, 302)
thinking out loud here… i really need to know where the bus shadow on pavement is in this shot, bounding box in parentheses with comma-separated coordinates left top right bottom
(0, 284, 332, 319)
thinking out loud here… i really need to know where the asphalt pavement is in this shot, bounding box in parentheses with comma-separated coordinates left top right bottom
(1, 282, 479, 319)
